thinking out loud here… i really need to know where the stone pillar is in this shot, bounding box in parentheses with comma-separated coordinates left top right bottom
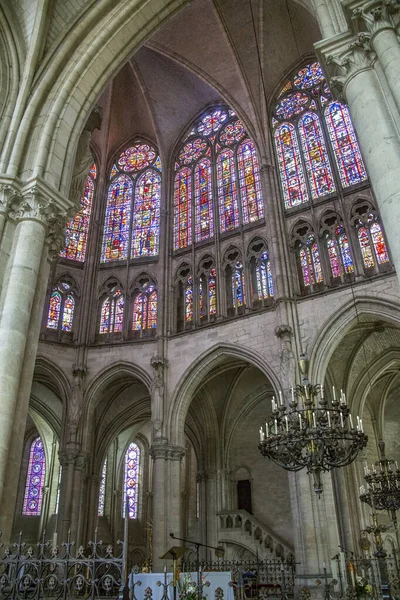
(86, 474, 101, 543)
(58, 445, 81, 541)
(351, 0, 400, 114)
(0, 186, 66, 509)
(150, 444, 185, 571)
(316, 32, 400, 277)
(71, 453, 89, 544)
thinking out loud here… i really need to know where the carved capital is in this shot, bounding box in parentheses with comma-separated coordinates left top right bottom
(0, 183, 22, 215)
(150, 444, 185, 462)
(325, 32, 374, 96)
(274, 324, 293, 340)
(352, 1, 398, 37)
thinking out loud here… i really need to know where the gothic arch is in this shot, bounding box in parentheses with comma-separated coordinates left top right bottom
(167, 342, 281, 445)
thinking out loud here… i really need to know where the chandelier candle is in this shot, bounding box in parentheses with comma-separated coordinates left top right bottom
(258, 355, 368, 495)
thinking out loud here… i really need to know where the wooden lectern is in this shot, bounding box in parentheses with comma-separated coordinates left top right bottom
(160, 546, 187, 600)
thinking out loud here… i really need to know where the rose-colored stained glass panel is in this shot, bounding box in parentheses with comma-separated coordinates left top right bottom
(237, 140, 264, 224)
(47, 291, 61, 329)
(217, 149, 240, 232)
(274, 123, 309, 208)
(370, 222, 389, 264)
(197, 109, 228, 136)
(179, 138, 207, 165)
(194, 158, 214, 242)
(131, 169, 161, 258)
(294, 62, 325, 90)
(219, 120, 246, 145)
(118, 144, 156, 172)
(174, 168, 192, 249)
(101, 175, 133, 262)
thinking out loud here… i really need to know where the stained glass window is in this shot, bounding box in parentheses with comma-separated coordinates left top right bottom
(118, 144, 156, 172)
(98, 459, 107, 516)
(337, 226, 354, 273)
(55, 466, 62, 514)
(197, 109, 228, 136)
(327, 237, 341, 278)
(194, 159, 214, 242)
(23, 437, 46, 516)
(174, 168, 192, 249)
(179, 139, 208, 165)
(101, 175, 133, 262)
(256, 252, 274, 299)
(219, 120, 246, 145)
(209, 269, 217, 315)
(131, 170, 161, 257)
(370, 222, 389, 264)
(237, 140, 264, 224)
(325, 102, 367, 187)
(123, 443, 140, 519)
(300, 238, 323, 287)
(232, 262, 246, 308)
(47, 283, 75, 332)
(60, 163, 95, 261)
(275, 92, 309, 120)
(132, 285, 157, 330)
(99, 288, 124, 334)
(217, 150, 239, 232)
(298, 113, 335, 199)
(275, 123, 309, 208)
(358, 226, 375, 269)
(185, 277, 194, 322)
(293, 62, 325, 90)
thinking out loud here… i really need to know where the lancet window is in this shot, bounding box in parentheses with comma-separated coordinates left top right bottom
(224, 248, 246, 316)
(99, 285, 124, 334)
(23, 437, 46, 516)
(321, 214, 354, 282)
(248, 239, 274, 308)
(123, 443, 140, 519)
(198, 255, 217, 323)
(353, 208, 390, 272)
(132, 278, 157, 335)
(174, 107, 264, 249)
(175, 265, 194, 331)
(292, 222, 323, 292)
(60, 163, 96, 262)
(98, 459, 107, 517)
(46, 281, 75, 333)
(101, 143, 161, 262)
(273, 62, 367, 209)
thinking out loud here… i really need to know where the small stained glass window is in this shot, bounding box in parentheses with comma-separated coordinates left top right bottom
(237, 140, 264, 224)
(98, 459, 107, 517)
(209, 269, 217, 315)
(197, 109, 228, 136)
(60, 163, 96, 262)
(370, 222, 389, 264)
(124, 443, 140, 519)
(133, 285, 157, 331)
(185, 277, 194, 322)
(47, 292, 61, 330)
(23, 437, 46, 516)
(337, 226, 354, 274)
(174, 168, 192, 249)
(256, 252, 274, 299)
(118, 144, 156, 172)
(217, 149, 240, 232)
(358, 226, 375, 269)
(232, 261, 246, 308)
(99, 288, 124, 334)
(300, 237, 323, 287)
(46, 282, 75, 332)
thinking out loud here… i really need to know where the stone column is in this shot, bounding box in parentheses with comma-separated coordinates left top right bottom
(316, 32, 400, 277)
(0, 186, 66, 509)
(150, 444, 185, 571)
(58, 445, 81, 541)
(350, 0, 400, 114)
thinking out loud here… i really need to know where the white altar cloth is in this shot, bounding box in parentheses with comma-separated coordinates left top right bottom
(129, 571, 234, 600)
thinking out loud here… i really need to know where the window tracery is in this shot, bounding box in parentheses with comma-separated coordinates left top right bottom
(273, 62, 367, 209)
(99, 284, 124, 334)
(321, 214, 354, 281)
(60, 163, 96, 262)
(101, 143, 161, 262)
(198, 256, 217, 323)
(123, 442, 140, 519)
(23, 437, 46, 516)
(132, 278, 157, 335)
(46, 281, 75, 333)
(248, 239, 274, 308)
(292, 222, 323, 292)
(224, 248, 246, 316)
(352, 205, 390, 272)
(174, 106, 264, 249)
(98, 459, 107, 516)
(175, 265, 194, 331)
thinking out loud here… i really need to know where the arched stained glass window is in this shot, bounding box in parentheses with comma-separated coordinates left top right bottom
(46, 282, 75, 333)
(370, 222, 389, 264)
(174, 168, 192, 249)
(124, 442, 140, 519)
(274, 123, 309, 208)
(232, 261, 246, 308)
(194, 159, 214, 242)
(101, 175, 133, 262)
(98, 459, 107, 517)
(325, 102, 367, 187)
(23, 437, 46, 516)
(185, 277, 194, 322)
(237, 140, 264, 224)
(327, 238, 341, 278)
(273, 63, 367, 210)
(217, 149, 239, 232)
(60, 163, 96, 262)
(256, 252, 274, 299)
(299, 237, 323, 287)
(358, 226, 375, 269)
(132, 285, 157, 331)
(298, 113, 335, 199)
(99, 288, 124, 334)
(132, 170, 161, 257)
(209, 269, 217, 315)
(337, 226, 354, 274)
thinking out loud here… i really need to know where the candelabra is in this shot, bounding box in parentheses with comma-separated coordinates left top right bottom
(360, 441, 400, 560)
(258, 356, 368, 495)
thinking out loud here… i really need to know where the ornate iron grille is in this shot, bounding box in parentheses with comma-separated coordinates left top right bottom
(0, 531, 124, 599)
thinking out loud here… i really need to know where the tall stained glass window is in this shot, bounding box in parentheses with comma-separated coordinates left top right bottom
(124, 442, 140, 519)
(209, 269, 217, 315)
(23, 437, 46, 516)
(299, 237, 323, 287)
(358, 226, 375, 269)
(232, 261, 246, 308)
(98, 459, 107, 517)
(370, 222, 389, 264)
(185, 277, 194, 322)
(174, 107, 264, 246)
(46, 282, 75, 333)
(273, 62, 367, 208)
(61, 163, 96, 261)
(132, 284, 157, 331)
(256, 252, 274, 299)
(326, 226, 354, 278)
(99, 287, 124, 334)
(101, 144, 161, 262)
(356, 217, 389, 270)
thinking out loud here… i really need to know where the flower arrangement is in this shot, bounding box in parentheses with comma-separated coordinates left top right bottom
(177, 572, 207, 600)
(355, 576, 372, 598)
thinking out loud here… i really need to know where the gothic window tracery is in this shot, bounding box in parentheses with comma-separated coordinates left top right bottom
(174, 106, 264, 249)
(99, 284, 124, 334)
(198, 256, 217, 323)
(123, 442, 140, 519)
(132, 278, 157, 336)
(60, 163, 96, 262)
(23, 437, 46, 516)
(46, 281, 76, 333)
(98, 459, 107, 516)
(321, 214, 354, 282)
(352, 207, 390, 272)
(248, 239, 274, 308)
(101, 143, 161, 262)
(175, 265, 194, 331)
(273, 62, 367, 209)
(224, 248, 246, 316)
(292, 222, 323, 292)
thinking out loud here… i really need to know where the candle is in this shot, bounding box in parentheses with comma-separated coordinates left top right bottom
(285, 415, 289, 432)
(340, 413, 344, 428)
(356, 416, 360, 430)
(360, 419, 363, 432)
(291, 387, 295, 403)
(321, 385, 324, 399)
(279, 390, 283, 406)
(274, 418, 278, 433)
(313, 412, 317, 428)
(164, 566, 167, 573)
(332, 386, 336, 401)
(259, 427, 263, 442)
(266, 422, 269, 438)
(299, 414, 302, 429)
(327, 411, 331, 427)
(349, 414, 353, 429)
(396, 461, 399, 471)
(272, 396, 276, 411)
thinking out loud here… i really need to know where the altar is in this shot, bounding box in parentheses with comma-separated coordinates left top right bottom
(129, 571, 234, 600)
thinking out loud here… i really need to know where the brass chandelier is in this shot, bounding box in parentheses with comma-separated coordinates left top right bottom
(258, 356, 368, 494)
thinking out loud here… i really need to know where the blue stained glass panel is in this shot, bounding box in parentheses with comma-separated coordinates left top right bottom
(101, 175, 133, 262)
(131, 169, 160, 258)
(23, 437, 46, 516)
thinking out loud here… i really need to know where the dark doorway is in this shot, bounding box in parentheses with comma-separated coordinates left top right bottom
(237, 479, 252, 514)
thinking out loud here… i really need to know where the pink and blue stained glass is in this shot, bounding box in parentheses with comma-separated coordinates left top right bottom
(370, 222, 389, 264)
(194, 158, 214, 242)
(131, 169, 161, 258)
(118, 144, 156, 172)
(217, 149, 240, 232)
(237, 140, 264, 224)
(293, 62, 325, 90)
(275, 123, 309, 208)
(23, 437, 46, 516)
(101, 175, 133, 262)
(185, 277, 194, 322)
(197, 109, 228, 136)
(219, 120, 246, 145)
(299, 113, 335, 199)
(179, 138, 208, 165)
(275, 92, 309, 120)
(124, 443, 140, 519)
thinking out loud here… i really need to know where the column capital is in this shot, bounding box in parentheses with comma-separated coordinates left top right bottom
(150, 443, 185, 461)
(0, 181, 21, 216)
(350, 0, 399, 38)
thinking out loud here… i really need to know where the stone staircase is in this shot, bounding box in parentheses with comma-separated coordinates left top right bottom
(218, 510, 294, 560)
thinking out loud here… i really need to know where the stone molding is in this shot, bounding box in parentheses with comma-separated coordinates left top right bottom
(274, 324, 293, 340)
(150, 444, 185, 461)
